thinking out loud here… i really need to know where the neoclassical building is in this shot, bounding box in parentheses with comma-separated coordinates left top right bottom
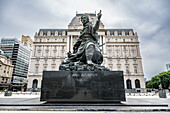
(28, 13, 145, 92)
(0, 50, 14, 90)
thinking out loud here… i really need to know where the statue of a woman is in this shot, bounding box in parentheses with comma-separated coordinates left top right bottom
(60, 10, 109, 71)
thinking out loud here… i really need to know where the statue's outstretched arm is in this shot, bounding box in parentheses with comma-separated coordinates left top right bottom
(93, 10, 102, 32)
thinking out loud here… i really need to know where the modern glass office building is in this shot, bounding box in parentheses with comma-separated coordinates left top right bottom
(0, 38, 31, 90)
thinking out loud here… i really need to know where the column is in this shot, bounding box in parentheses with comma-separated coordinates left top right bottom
(70, 35, 73, 53)
(103, 36, 106, 54)
(99, 35, 102, 51)
(67, 36, 69, 52)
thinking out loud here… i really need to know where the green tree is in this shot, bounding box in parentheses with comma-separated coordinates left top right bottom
(146, 70, 170, 89)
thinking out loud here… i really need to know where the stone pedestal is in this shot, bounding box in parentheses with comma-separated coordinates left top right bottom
(40, 71, 126, 102)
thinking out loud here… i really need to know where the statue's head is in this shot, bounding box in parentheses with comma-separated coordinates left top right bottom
(81, 14, 89, 24)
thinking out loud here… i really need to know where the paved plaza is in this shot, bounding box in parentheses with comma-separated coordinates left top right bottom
(0, 92, 169, 112)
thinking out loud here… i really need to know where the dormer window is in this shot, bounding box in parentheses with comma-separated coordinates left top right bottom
(114, 31, 118, 36)
(129, 31, 133, 36)
(107, 31, 110, 36)
(122, 31, 125, 36)
(40, 31, 43, 36)
(55, 31, 58, 36)
(62, 31, 65, 36)
(47, 31, 51, 36)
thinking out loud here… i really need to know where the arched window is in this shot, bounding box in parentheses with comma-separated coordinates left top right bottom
(32, 79, 38, 88)
(126, 66, 129, 74)
(126, 79, 132, 89)
(135, 79, 140, 88)
(134, 66, 137, 74)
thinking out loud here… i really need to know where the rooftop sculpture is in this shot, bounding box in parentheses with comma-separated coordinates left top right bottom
(59, 10, 109, 71)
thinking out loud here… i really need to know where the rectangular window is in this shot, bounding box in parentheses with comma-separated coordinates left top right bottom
(132, 52, 135, 57)
(46, 52, 48, 57)
(124, 52, 127, 57)
(62, 52, 64, 57)
(134, 60, 136, 64)
(62, 46, 64, 50)
(53, 60, 55, 63)
(35, 66, 38, 73)
(45, 60, 47, 63)
(54, 52, 56, 57)
(109, 60, 112, 64)
(38, 52, 40, 57)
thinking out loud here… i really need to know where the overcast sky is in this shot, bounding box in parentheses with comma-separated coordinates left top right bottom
(0, 0, 170, 80)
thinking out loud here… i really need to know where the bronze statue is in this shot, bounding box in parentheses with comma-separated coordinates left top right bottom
(59, 10, 109, 71)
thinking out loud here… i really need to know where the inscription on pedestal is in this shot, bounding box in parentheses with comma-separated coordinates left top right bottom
(40, 71, 126, 102)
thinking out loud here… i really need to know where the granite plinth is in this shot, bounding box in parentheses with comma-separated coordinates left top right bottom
(40, 71, 126, 102)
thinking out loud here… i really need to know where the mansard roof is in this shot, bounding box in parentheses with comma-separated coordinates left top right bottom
(106, 29, 134, 35)
(38, 29, 66, 35)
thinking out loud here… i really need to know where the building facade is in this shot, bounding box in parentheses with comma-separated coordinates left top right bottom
(0, 50, 14, 90)
(28, 13, 145, 92)
(0, 38, 31, 90)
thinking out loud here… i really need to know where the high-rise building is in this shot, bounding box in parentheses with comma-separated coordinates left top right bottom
(0, 38, 31, 90)
(0, 49, 14, 90)
(28, 13, 145, 92)
(21, 35, 33, 51)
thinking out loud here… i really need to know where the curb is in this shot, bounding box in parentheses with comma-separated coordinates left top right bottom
(0, 108, 170, 111)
